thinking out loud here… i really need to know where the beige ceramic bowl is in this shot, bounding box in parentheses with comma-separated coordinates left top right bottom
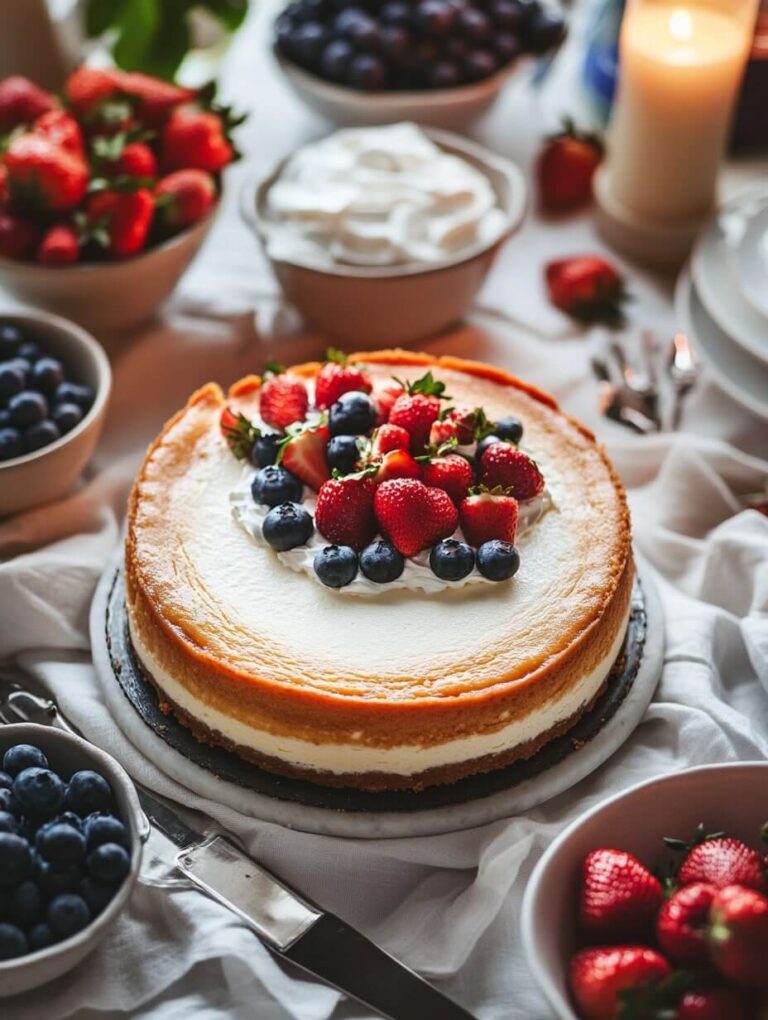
(0, 212, 215, 334)
(0, 723, 148, 998)
(245, 128, 527, 347)
(275, 51, 528, 130)
(0, 310, 111, 518)
(520, 762, 768, 1019)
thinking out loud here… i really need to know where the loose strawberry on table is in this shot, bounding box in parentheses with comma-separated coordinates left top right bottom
(537, 120, 604, 214)
(545, 256, 629, 329)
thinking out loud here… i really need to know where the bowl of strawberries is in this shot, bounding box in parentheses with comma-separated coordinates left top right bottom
(521, 762, 768, 1019)
(0, 68, 243, 333)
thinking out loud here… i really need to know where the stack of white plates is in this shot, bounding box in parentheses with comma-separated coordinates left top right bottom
(676, 190, 768, 420)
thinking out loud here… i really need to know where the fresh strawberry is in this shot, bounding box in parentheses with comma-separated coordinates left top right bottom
(314, 349, 372, 411)
(219, 407, 262, 461)
(569, 946, 671, 1020)
(155, 169, 216, 231)
(443, 405, 487, 445)
(657, 883, 717, 965)
(374, 382, 405, 424)
(0, 212, 40, 260)
(258, 366, 309, 430)
(113, 71, 195, 127)
(676, 985, 748, 1020)
(161, 106, 235, 174)
(545, 256, 629, 328)
(459, 488, 519, 547)
(537, 120, 604, 213)
(374, 449, 421, 485)
(0, 166, 8, 207)
(429, 419, 460, 448)
(374, 479, 458, 558)
(86, 187, 154, 258)
(579, 848, 663, 943)
(110, 141, 158, 179)
(0, 76, 55, 132)
(64, 67, 122, 119)
(708, 884, 768, 987)
(421, 453, 474, 506)
(5, 134, 88, 214)
(315, 475, 377, 550)
(279, 423, 330, 492)
(479, 445, 544, 500)
(371, 423, 411, 456)
(32, 110, 85, 159)
(388, 372, 448, 453)
(678, 837, 767, 893)
(38, 224, 79, 265)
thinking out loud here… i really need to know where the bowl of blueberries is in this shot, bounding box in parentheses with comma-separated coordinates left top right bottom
(0, 725, 146, 997)
(274, 0, 567, 129)
(0, 310, 112, 518)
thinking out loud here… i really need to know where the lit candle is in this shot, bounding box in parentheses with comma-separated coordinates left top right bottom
(596, 0, 758, 263)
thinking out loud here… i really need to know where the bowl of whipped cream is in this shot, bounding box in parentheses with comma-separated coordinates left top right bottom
(245, 123, 526, 347)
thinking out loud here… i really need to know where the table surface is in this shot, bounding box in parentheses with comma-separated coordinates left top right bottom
(0, 2, 767, 1018)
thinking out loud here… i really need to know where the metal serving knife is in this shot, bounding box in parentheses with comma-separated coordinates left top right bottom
(0, 678, 475, 1020)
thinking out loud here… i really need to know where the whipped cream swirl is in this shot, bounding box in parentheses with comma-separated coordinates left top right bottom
(262, 122, 508, 268)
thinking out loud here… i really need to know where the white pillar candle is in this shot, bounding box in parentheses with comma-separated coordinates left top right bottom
(607, 0, 757, 223)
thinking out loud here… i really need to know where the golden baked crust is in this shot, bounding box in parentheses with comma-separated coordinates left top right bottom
(125, 350, 633, 789)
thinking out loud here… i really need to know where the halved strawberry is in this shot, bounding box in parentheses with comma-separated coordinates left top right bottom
(371, 423, 411, 456)
(459, 488, 519, 547)
(374, 449, 421, 485)
(315, 475, 377, 550)
(279, 423, 330, 492)
(259, 364, 309, 430)
(421, 453, 474, 506)
(315, 348, 371, 410)
(220, 407, 260, 460)
(374, 382, 405, 424)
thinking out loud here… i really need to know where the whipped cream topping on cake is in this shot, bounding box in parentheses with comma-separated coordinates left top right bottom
(263, 123, 508, 267)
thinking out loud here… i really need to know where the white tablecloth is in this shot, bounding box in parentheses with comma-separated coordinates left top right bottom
(1, 4, 767, 1017)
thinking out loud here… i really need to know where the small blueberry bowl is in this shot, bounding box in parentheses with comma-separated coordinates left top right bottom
(0, 309, 111, 518)
(0, 723, 147, 998)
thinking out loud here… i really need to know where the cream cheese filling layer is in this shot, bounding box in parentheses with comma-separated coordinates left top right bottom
(128, 603, 630, 777)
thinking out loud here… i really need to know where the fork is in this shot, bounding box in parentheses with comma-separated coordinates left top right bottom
(667, 332, 698, 430)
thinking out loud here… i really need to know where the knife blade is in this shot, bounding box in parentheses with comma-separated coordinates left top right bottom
(0, 677, 477, 1020)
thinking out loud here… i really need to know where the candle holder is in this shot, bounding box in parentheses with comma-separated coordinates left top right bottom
(596, 0, 759, 268)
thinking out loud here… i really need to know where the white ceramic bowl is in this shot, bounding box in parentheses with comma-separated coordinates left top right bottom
(275, 51, 529, 130)
(0, 310, 111, 518)
(245, 128, 527, 347)
(0, 723, 148, 998)
(521, 762, 768, 1019)
(0, 212, 215, 334)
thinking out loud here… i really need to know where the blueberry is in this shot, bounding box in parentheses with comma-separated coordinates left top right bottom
(465, 48, 497, 80)
(9, 356, 31, 382)
(291, 21, 329, 67)
(36, 861, 81, 897)
(443, 36, 469, 61)
(320, 39, 355, 81)
(0, 427, 23, 461)
(47, 893, 91, 938)
(348, 54, 389, 91)
(525, 8, 565, 53)
(0, 813, 19, 835)
(84, 813, 129, 851)
(13, 768, 65, 819)
(495, 31, 521, 63)
(87, 842, 130, 884)
(8, 391, 48, 428)
(251, 465, 303, 507)
(0, 772, 11, 790)
(65, 770, 113, 816)
(0, 834, 32, 887)
(381, 1, 411, 27)
(494, 416, 523, 443)
(23, 419, 61, 453)
(0, 923, 27, 960)
(327, 435, 361, 475)
(250, 432, 282, 468)
(17, 340, 40, 363)
(430, 539, 475, 580)
(79, 876, 118, 915)
(0, 789, 20, 816)
(0, 362, 25, 400)
(329, 391, 377, 437)
(475, 434, 501, 461)
(262, 502, 314, 551)
(380, 25, 411, 62)
(476, 539, 520, 581)
(0, 323, 22, 359)
(51, 401, 83, 434)
(314, 545, 358, 588)
(416, 0, 455, 36)
(31, 357, 64, 395)
(430, 61, 461, 88)
(3, 744, 48, 777)
(36, 822, 86, 868)
(359, 540, 405, 583)
(9, 880, 42, 928)
(27, 922, 54, 951)
(458, 7, 491, 40)
(55, 811, 85, 831)
(54, 381, 93, 411)
(492, 0, 524, 31)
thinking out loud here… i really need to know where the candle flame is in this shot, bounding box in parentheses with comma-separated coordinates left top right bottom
(669, 8, 693, 42)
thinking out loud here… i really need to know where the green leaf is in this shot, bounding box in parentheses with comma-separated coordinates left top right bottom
(325, 347, 347, 365)
(264, 361, 285, 377)
(407, 371, 449, 399)
(112, 0, 160, 72)
(85, 0, 127, 37)
(141, 7, 191, 81)
(202, 0, 249, 32)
